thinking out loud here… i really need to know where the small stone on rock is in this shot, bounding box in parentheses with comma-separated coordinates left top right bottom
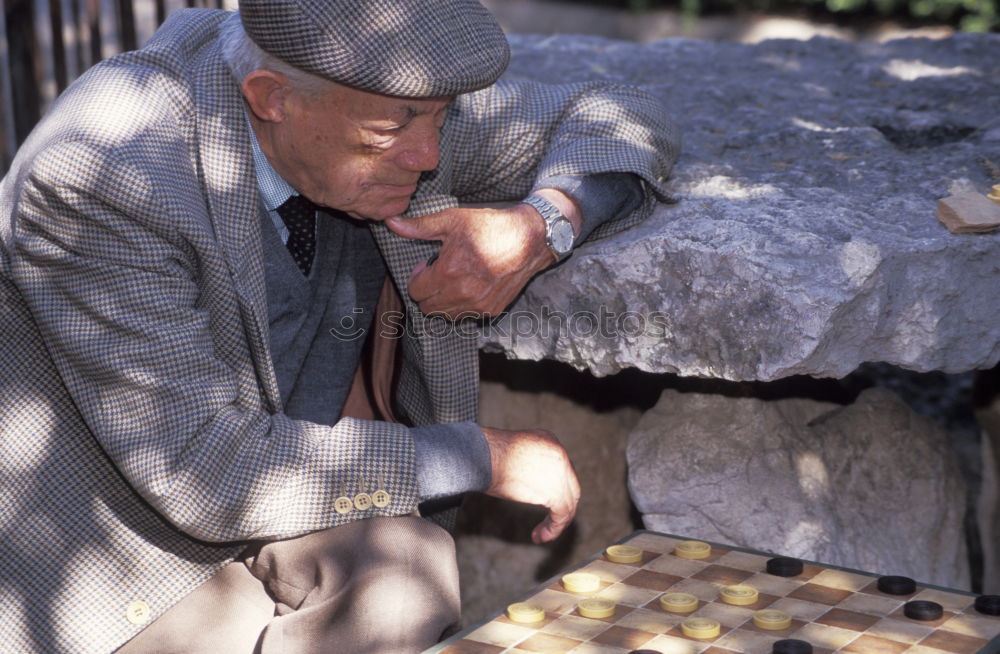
(936, 192, 1000, 233)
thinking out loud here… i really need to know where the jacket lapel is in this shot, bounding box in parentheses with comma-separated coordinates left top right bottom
(192, 45, 282, 412)
(370, 213, 480, 427)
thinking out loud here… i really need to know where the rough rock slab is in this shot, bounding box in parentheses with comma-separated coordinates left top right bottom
(482, 34, 1000, 381)
(627, 387, 970, 588)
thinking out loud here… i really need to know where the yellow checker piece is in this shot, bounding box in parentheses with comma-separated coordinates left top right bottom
(659, 591, 699, 614)
(681, 617, 721, 639)
(605, 544, 643, 564)
(674, 540, 711, 560)
(506, 602, 545, 624)
(578, 597, 616, 619)
(561, 572, 601, 594)
(753, 609, 793, 630)
(720, 584, 759, 606)
(989, 184, 1000, 206)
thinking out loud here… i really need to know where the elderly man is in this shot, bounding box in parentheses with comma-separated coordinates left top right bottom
(0, 1, 678, 653)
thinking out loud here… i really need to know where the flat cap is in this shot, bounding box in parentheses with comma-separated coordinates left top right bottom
(239, 0, 510, 98)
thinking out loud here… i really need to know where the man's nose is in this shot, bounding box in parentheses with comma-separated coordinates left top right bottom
(396, 125, 441, 172)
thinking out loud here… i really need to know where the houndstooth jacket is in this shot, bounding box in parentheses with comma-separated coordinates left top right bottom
(0, 9, 679, 654)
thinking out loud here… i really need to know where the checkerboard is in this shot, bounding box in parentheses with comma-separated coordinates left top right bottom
(428, 530, 1000, 653)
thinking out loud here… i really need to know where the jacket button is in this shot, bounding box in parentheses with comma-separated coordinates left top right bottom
(126, 600, 151, 625)
(372, 489, 391, 508)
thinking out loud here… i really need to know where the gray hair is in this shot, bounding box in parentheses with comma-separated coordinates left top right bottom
(219, 11, 331, 97)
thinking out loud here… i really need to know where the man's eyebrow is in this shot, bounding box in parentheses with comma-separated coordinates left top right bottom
(364, 101, 451, 127)
(394, 101, 453, 121)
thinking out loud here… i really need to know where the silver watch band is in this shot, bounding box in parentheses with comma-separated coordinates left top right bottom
(523, 194, 574, 261)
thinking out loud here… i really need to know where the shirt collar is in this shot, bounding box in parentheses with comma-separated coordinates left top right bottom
(246, 113, 297, 212)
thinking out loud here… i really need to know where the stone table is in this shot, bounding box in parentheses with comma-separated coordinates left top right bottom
(481, 33, 1000, 382)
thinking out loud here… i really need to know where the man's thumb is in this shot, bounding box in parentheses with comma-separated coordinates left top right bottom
(385, 214, 443, 241)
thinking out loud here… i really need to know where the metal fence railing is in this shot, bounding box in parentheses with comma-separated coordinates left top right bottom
(1, 0, 237, 172)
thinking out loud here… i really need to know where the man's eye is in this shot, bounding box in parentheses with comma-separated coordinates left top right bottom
(365, 132, 397, 150)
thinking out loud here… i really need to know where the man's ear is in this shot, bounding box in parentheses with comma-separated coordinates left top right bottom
(242, 70, 291, 123)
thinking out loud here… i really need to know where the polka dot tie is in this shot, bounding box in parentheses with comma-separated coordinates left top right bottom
(277, 194, 318, 276)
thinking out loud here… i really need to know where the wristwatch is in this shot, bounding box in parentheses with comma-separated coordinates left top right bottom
(522, 194, 575, 262)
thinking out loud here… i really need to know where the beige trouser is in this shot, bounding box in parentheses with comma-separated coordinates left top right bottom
(116, 516, 461, 654)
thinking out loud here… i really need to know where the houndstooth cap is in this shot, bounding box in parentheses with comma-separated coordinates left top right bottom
(239, 0, 510, 98)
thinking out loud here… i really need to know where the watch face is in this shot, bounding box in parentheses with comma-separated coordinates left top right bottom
(551, 219, 575, 254)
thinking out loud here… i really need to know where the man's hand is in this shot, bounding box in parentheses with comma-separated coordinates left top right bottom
(481, 426, 581, 544)
(384, 189, 581, 319)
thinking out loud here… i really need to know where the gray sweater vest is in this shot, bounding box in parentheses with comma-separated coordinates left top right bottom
(261, 208, 385, 424)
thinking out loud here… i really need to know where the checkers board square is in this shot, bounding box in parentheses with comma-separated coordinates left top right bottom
(797, 563, 826, 581)
(788, 582, 856, 605)
(841, 634, 911, 653)
(866, 616, 937, 644)
(946, 612, 1000, 640)
(920, 630, 991, 653)
(590, 624, 658, 649)
(715, 625, 789, 652)
(670, 577, 731, 602)
(745, 572, 813, 598)
(716, 549, 772, 572)
(692, 564, 755, 586)
(603, 549, 661, 567)
(615, 605, 683, 634)
(769, 596, 837, 622)
(794, 621, 862, 649)
(597, 580, 662, 608)
(622, 569, 684, 592)
(541, 614, 612, 642)
(516, 631, 583, 652)
(576, 559, 634, 584)
(645, 553, 709, 578)
(836, 590, 904, 616)
(438, 641, 504, 654)
(697, 601, 757, 628)
(810, 569, 876, 592)
(918, 588, 977, 613)
(690, 544, 730, 563)
(816, 607, 882, 632)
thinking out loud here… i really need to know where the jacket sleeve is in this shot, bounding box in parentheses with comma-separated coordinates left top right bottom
(424, 79, 680, 239)
(9, 139, 420, 543)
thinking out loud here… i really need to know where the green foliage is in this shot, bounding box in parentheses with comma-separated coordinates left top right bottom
(595, 0, 998, 31)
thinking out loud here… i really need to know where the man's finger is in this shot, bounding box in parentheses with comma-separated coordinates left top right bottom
(385, 213, 453, 241)
(406, 258, 441, 305)
(532, 510, 571, 544)
(531, 477, 579, 544)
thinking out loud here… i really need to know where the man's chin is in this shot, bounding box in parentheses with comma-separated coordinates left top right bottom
(353, 201, 412, 223)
